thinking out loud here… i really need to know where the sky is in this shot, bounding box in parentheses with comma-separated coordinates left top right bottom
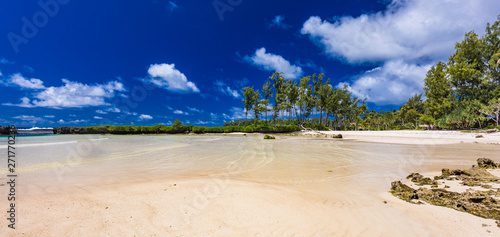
(1, 0, 499, 127)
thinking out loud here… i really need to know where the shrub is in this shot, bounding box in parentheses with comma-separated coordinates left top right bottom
(192, 126, 205, 133)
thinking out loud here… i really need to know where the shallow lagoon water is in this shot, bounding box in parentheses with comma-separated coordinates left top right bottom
(1, 134, 500, 236)
(1, 134, 498, 197)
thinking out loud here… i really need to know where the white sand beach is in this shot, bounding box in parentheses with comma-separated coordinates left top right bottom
(302, 129, 500, 145)
(1, 131, 500, 236)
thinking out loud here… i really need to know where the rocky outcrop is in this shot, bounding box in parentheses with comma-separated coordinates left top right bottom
(406, 173, 437, 186)
(477, 158, 500, 169)
(264, 135, 275, 139)
(391, 158, 500, 227)
(0, 126, 16, 135)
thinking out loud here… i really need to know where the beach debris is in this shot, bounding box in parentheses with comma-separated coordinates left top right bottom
(264, 135, 275, 139)
(327, 170, 333, 172)
(390, 158, 500, 227)
(476, 135, 484, 138)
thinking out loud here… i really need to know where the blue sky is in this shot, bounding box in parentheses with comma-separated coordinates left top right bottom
(1, 0, 499, 127)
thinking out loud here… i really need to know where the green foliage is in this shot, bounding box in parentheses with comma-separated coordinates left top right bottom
(424, 61, 454, 120)
(400, 94, 424, 129)
(242, 87, 259, 123)
(172, 119, 183, 130)
(480, 98, 500, 127)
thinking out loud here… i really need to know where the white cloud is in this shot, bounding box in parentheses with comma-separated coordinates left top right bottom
(139, 114, 153, 120)
(13, 115, 44, 122)
(187, 106, 204, 113)
(301, 0, 500, 64)
(57, 119, 87, 124)
(146, 63, 200, 93)
(106, 107, 121, 113)
(68, 119, 87, 123)
(194, 120, 213, 125)
(173, 110, 188, 115)
(225, 86, 240, 99)
(244, 47, 303, 79)
(224, 107, 253, 120)
(94, 116, 103, 119)
(44, 115, 55, 118)
(269, 15, 291, 29)
(341, 60, 432, 105)
(214, 80, 241, 99)
(96, 110, 108, 114)
(301, 0, 500, 105)
(4, 79, 125, 108)
(9, 73, 45, 89)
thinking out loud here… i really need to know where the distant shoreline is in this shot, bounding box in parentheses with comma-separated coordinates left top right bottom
(4, 126, 498, 146)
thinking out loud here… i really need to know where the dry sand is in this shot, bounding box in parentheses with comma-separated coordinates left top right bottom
(303, 129, 500, 145)
(1, 131, 500, 236)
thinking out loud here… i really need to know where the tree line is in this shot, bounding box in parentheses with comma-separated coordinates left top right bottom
(237, 16, 500, 131)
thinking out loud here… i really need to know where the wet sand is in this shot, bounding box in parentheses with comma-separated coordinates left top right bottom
(1, 132, 500, 236)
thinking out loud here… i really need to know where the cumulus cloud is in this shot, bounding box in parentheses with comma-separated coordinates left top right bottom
(139, 114, 153, 120)
(146, 63, 200, 93)
(244, 47, 303, 79)
(9, 73, 45, 89)
(4, 79, 126, 108)
(301, 0, 500, 105)
(94, 116, 103, 119)
(301, 0, 500, 64)
(341, 60, 432, 105)
(173, 110, 188, 115)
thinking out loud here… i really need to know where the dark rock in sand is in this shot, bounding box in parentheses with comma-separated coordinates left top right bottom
(390, 181, 418, 201)
(264, 135, 275, 139)
(477, 158, 500, 169)
(391, 159, 500, 227)
(330, 134, 343, 139)
(407, 173, 438, 186)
